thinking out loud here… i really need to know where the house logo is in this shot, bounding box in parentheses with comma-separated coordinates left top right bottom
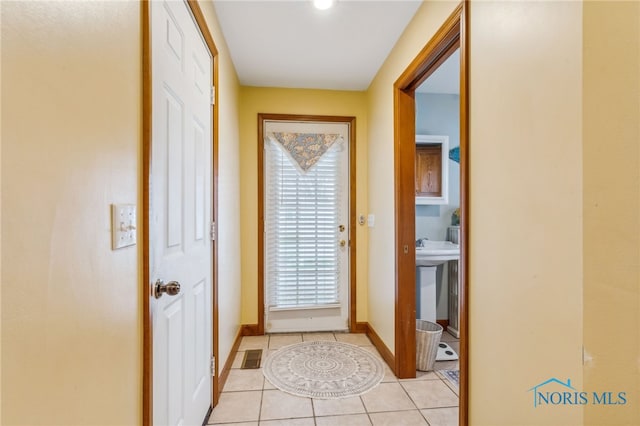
(528, 378, 580, 408)
(528, 377, 627, 408)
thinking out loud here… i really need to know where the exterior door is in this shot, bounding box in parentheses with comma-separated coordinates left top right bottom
(150, 1, 213, 424)
(263, 119, 350, 333)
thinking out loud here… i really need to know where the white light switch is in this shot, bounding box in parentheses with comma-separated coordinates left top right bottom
(367, 214, 375, 228)
(111, 204, 137, 249)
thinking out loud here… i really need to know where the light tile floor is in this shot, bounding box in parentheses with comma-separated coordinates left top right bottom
(208, 332, 459, 426)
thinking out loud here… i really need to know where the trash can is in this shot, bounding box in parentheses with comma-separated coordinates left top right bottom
(416, 320, 443, 371)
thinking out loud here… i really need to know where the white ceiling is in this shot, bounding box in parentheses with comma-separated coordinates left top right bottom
(212, 0, 423, 91)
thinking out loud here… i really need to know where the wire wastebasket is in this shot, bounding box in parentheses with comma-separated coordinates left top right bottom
(416, 320, 443, 371)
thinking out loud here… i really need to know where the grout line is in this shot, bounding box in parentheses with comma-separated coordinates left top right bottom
(440, 376, 460, 398)
(360, 395, 374, 425)
(310, 397, 317, 426)
(423, 414, 434, 426)
(257, 388, 264, 424)
(418, 405, 433, 426)
(398, 380, 421, 412)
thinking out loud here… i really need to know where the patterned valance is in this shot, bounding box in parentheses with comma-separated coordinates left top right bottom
(266, 132, 342, 173)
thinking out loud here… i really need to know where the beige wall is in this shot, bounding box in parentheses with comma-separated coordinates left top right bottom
(198, 1, 244, 377)
(469, 2, 583, 424)
(583, 2, 640, 425)
(238, 87, 369, 325)
(1, 1, 243, 423)
(1, 1, 142, 424)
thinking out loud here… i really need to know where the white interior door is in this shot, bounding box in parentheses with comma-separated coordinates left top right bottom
(264, 120, 350, 333)
(151, 1, 213, 425)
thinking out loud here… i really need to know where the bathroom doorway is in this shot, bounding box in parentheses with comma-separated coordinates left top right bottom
(393, 2, 469, 423)
(415, 47, 461, 353)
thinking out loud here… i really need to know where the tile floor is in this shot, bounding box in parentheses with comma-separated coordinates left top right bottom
(207, 331, 459, 426)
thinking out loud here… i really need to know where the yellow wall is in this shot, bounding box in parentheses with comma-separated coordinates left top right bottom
(583, 2, 640, 425)
(1, 1, 141, 424)
(238, 87, 369, 325)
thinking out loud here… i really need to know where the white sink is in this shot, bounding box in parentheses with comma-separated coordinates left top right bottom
(416, 240, 460, 266)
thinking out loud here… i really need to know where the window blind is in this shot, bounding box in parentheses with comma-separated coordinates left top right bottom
(265, 138, 342, 310)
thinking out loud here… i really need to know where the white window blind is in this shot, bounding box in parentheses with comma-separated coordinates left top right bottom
(265, 137, 342, 310)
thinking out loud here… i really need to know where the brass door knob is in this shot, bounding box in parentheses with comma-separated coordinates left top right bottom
(340, 240, 346, 247)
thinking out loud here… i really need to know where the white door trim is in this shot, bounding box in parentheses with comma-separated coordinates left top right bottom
(263, 120, 350, 333)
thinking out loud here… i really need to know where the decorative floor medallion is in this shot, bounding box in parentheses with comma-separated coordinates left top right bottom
(262, 340, 385, 399)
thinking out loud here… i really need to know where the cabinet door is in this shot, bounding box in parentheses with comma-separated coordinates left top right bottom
(415, 145, 442, 197)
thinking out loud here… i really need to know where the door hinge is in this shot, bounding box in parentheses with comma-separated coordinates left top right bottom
(210, 355, 216, 377)
(210, 221, 216, 241)
(210, 86, 215, 105)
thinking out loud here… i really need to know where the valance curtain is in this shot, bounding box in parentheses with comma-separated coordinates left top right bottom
(266, 132, 342, 173)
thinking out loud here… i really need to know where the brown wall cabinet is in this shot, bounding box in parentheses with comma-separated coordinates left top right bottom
(415, 135, 449, 204)
(416, 145, 442, 197)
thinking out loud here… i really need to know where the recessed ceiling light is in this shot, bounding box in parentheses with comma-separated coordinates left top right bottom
(313, 0, 335, 10)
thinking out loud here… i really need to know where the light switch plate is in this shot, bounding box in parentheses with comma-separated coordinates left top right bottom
(112, 204, 137, 249)
(367, 214, 375, 228)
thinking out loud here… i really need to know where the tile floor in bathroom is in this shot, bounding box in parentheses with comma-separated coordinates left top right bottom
(207, 331, 460, 426)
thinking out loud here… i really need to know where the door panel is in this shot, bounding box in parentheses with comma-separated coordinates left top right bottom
(165, 299, 184, 425)
(194, 128, 205, 241)
(192, 279, 207, 391)
(151, 1, 213, 425)
(165, 89, 184, 250)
